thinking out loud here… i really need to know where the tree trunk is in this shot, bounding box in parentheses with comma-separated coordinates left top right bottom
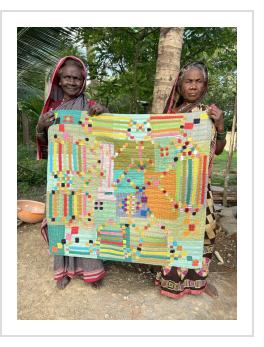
(22, 112, 30, 147)
(131, 42, 140, 114)
(151, 27, 184, 114)
(44, 68, 50, 100)
(17, 109, 23, 135)
(223, 96, 237, 206)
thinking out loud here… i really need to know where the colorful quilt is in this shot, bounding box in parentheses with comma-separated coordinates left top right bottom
(46, 110, 212, 268)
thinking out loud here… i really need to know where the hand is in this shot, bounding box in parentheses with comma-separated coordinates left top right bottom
(207, 104, 224, 131)
(88, 103, 107, 116)
(37, 111, 55, 131)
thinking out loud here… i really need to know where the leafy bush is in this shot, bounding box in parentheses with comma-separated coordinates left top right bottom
(211, 150, 237, 186)
(17, 143, 47, 191)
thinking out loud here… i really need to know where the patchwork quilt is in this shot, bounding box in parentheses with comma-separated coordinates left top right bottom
(46, 110, 212, 268)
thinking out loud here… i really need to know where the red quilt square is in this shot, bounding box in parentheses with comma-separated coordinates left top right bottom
(71, 226, 79, 234)
(184, 122, 193, 129)
(59, 124, 65, 132)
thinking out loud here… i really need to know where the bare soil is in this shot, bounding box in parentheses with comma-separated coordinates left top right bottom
(17, 219, 237, 320)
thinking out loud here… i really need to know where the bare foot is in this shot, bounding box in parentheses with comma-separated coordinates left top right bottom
(91, 279, 103, 289)
(204, 283, 219, 298)
(56, 276, 71, 289)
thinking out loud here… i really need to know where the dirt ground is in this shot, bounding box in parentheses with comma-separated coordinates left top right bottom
(17, 219, 237, 320)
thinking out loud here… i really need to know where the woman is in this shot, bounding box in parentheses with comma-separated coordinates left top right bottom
(36, 56, 108, 289)
(155, 61, 226, 299)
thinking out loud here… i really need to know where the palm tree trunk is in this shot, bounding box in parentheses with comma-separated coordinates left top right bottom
(151, 27, 184, 114)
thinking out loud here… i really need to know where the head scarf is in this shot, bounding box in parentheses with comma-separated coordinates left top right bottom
(41, 55, 89, 115)
(163, 61, 217, 177)
(163, 61, 208, 114)
(37, 56, 96, 159)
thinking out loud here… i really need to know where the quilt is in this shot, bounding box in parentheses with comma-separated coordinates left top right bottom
(46, 110, 212, 268)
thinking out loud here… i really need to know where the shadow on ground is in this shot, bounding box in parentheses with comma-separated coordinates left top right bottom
(17, 222, 237, 320)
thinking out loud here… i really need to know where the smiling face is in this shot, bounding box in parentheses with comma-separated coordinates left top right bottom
(180, 68, 206, 103)
(59, 65, 84, 100)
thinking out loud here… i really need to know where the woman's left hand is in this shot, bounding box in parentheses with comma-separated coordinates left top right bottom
(89, 103, 107, 116)
(207, 104, 224, 131)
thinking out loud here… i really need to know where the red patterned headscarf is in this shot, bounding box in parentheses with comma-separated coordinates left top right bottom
(41, 55, 87, 115)
(37, 56, 96, 159)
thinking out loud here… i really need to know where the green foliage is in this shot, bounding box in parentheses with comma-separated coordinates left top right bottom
(18, 95, 44, 119)
(17, 27, 237, 196)
(79, 27, 160, 113)
(17, 144, 47, 191)
(17, 95, 44, 144)
(211, 150, 237, 186)
(17, 27, 79, 100)
(17, 28, 84, 146)
(182, 27, 237, 130)
(77, 27, 237, 122)
(17, 26, 237, 118)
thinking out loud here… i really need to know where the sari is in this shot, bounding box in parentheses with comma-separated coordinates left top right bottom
(155, 63, 218, 298)
(38, 56, 105, 284)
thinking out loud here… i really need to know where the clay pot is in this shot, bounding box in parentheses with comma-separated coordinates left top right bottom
(17, 200, 45, 223)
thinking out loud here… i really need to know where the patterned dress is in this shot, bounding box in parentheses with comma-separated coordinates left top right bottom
(155, 104, 218, 298)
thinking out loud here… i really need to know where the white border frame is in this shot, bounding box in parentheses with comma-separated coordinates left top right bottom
(1, 9, 253, 338)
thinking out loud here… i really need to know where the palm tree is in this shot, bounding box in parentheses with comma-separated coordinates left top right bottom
(17, 27, 80, 144)
(17, 27, 79, 99)
(151, 27, 184, 113)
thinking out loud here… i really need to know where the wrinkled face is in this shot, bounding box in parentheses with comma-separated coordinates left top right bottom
(180, 68, 206, 103)
(59, 65, 84, 100)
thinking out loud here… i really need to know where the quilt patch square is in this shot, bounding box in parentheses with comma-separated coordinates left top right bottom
(47, 110, 212, 268)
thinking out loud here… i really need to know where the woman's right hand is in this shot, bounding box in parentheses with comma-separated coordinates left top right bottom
(37, 111, 55, 132)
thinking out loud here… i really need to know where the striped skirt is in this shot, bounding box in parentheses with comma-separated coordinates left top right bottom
(41, 219, 105, 283)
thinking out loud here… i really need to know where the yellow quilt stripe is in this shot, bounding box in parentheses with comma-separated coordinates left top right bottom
(192, 158, 198, 206)
(95, 116, 131, 121)
(100, 249, 124, 255)
(74, 194, 78, 217)
(92, 131, 127, 139)
(141, 251, 168, 256)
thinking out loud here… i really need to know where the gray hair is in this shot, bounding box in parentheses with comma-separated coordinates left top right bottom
(178, 61, 208, 85)
(172, 61, 208, 110)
